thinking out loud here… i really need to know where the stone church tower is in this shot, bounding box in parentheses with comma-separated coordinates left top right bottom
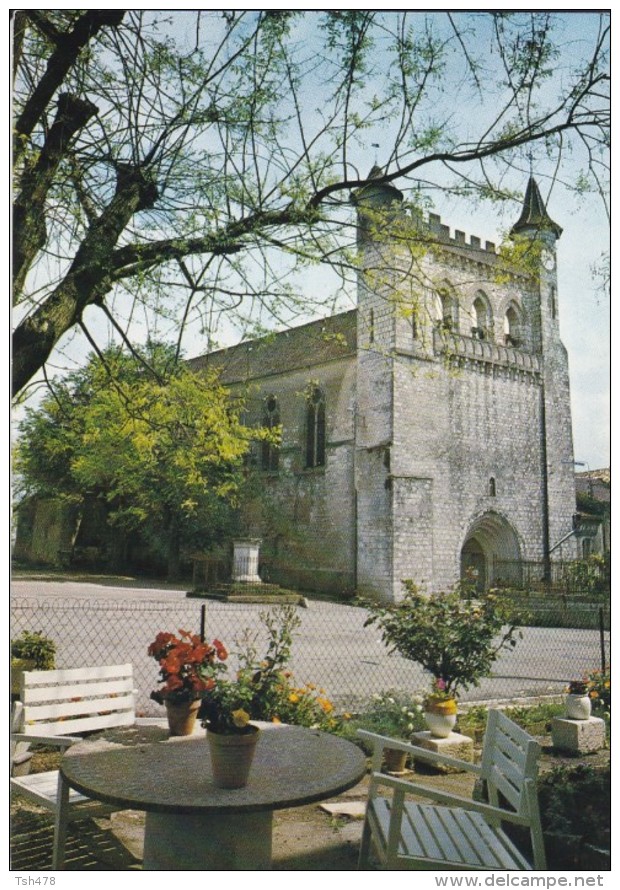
(352, 170, 577, 599)
(189, 171, 578, 601)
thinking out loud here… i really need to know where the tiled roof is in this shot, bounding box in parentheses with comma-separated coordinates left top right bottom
(187, 310, 357, 384)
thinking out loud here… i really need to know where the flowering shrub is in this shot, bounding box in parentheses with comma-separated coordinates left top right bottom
(232, 606, 341, 731)
(365, 691, 425, 737)
(149, 613, 340, 733)
(364, 580, 522, 698)
(584, 669, 610, 717)
(148, 629, 227, 704)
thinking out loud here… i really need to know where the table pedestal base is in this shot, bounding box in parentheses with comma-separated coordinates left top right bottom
(144, 810, 273, 870)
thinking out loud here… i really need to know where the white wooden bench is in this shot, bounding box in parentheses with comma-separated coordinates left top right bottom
(357, 709, 546, 870)
(10, 663, 137, 869)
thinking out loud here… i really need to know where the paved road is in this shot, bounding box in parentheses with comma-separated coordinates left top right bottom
(10, 576, 608, 717)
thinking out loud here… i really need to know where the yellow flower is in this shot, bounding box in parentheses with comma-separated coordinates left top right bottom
(231, 708, 250, 728)
(271, 716, 282, 724)
(288, 693, 299, 704)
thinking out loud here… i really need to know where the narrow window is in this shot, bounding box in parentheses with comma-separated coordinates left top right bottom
(437, 287, 458, 331)
(261, 395, 280, 471)
(504, 305, 522, 347)
(369, 308, 375, 344)
(489, 477, 496, 497)
(550, 286, 557, 319)
(472, 292, 491, 340)
(305, 386, 326, 468)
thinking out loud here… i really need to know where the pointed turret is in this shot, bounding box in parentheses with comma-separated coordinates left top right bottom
(351, 166, 405, 245)
(510, 176, 562, 239)
(351, 165, 404, 209)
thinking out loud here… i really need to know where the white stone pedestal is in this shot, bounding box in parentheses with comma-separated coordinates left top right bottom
(144, 810, 272, 870)
(411, 730, 474, 772)
(551, 716, 606, 754)
(232, 538, 262, 583)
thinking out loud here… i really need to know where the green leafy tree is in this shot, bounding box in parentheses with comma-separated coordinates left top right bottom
(16, 344, 271, 578)
(12, 10, 609, 399)
(363, 580, 522, 697)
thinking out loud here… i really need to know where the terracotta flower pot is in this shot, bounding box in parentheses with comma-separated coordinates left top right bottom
(383, 747, 408, 774)
(165, 698, 201, 736)
(207, 725, 260, 788)
(11, 658, 36, 697)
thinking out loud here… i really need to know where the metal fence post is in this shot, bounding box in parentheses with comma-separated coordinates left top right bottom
(599, 606, 607, 674)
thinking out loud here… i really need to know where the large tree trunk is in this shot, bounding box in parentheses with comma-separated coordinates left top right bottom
(167, 515, 182, 581)
(12, 165, 158, 397)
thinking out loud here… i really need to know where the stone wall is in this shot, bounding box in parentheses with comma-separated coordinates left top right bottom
(231, 355, 358, 595)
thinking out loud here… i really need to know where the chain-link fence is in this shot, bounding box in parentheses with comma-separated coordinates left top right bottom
(10, 593, 609, 718)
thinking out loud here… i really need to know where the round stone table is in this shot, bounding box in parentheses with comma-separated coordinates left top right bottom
(60, 722, 366, 870)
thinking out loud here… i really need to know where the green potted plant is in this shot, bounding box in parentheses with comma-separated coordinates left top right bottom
(11, 631, 56, 696)
(364, 580, 523, 737)
(357, 691, 425, 772)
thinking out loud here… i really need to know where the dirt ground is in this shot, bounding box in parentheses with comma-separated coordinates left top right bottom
(10, 737, 610, 872)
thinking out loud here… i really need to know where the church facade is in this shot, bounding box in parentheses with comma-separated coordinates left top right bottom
(189, 173, 578, 602)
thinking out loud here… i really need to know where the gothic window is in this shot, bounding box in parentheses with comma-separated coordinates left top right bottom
(504, 304, 522, 347)
(261, 395, 280, 471)
(472, 291, 492, 340)
(489, 477, 496, 497)
(305, 386, 326, 469)
(369, 308, 375, 344)
(436, 285, 458, 331)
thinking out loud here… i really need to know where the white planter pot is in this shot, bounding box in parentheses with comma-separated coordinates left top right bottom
(424, 711, 457, 738)
(565, 693, 591, 721)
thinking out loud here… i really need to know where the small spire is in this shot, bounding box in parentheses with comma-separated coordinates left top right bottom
(511, 176, 562, 239)
(351, 166, 404, 206)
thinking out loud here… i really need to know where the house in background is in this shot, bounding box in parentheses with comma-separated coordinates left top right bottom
(574, 468, 610, 556)
(188, 170, 579, 602)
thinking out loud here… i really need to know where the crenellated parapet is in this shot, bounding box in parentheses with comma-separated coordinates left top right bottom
(427, 212, 497, 254)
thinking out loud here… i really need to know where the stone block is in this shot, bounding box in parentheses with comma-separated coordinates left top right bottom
(411, 730, 474, 772)
(551, 716, 606, 754)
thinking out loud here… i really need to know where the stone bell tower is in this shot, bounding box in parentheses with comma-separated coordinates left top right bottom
(510, 176, 577, 570)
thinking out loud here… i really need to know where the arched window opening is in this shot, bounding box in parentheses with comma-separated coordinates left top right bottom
(489, 477, 496, 497)
(472, 292, 492, 340)
(437, 286, 458, 331)
(305, 386, 326, 469)
(504, 305, 522, 347)
(261, 395, 280, 471)
(369, 308, 375, 344)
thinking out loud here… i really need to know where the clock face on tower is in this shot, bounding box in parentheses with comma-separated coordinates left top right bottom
(541, 247, 555, 271)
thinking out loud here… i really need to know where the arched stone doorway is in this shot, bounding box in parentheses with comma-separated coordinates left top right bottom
(460, 512, 522, 592)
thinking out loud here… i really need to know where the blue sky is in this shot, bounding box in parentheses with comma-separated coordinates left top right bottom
(10, 7, 610, 472)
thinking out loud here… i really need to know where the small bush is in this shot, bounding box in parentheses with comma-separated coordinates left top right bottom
(11, 630, 56, 669)
(334, 690, 426, 752)
(538, 763, 610, 846)
(584, 668, 610, 718)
